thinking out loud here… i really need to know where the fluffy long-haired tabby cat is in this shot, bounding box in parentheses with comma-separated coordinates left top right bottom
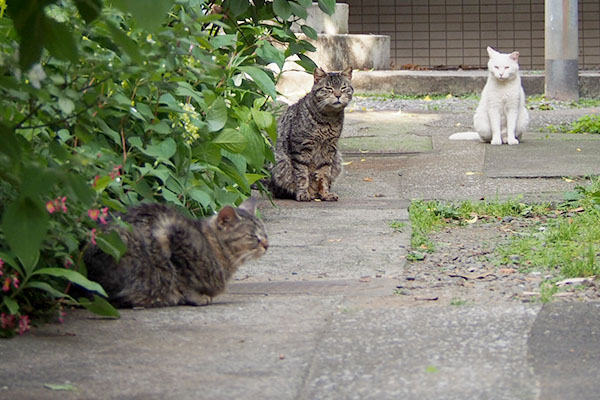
(83, 198, 268, 308)
(449, 46, 529, 145)
(269, 66, 353, 201)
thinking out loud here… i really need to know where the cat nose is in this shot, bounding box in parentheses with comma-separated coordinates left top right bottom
(260, 239, 269, 251)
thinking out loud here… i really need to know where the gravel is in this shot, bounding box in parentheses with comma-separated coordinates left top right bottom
(399, 217, 600, 306)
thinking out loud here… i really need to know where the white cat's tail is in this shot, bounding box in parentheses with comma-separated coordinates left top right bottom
(448, 131, 483, 141)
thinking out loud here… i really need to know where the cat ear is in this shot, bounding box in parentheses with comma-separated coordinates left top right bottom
(487, 46, 498, 58)
(238, 197, 258, 216)
(509, 51, 520, 61)
(314, 67, 327, 83)
(217, 205, 238, 227)
(341, 66, 353, 80)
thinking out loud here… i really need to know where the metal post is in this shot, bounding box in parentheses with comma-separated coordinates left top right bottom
(545, 0, 579, 100)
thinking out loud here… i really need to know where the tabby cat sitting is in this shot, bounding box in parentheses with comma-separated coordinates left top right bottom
(269, 66, 353, 201)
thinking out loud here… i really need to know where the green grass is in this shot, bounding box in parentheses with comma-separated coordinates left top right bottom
(407, 178, 600, 280)
(408, 197, 551, 252)
(544, 114, 600, 134)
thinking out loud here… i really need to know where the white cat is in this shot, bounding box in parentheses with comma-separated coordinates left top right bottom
(449, 46, 529, 145)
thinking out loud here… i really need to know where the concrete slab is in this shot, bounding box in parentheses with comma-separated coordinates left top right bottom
(341, 111, 433, 154)
(484, 138, 600, 178)
(301, 304, 541, 400)
(528, 302, 600, 400)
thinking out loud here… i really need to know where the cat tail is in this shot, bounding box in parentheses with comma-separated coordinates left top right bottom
(448, 131, 483, 141)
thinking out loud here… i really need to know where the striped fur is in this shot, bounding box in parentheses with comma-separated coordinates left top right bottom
(83, 198, 268, 308)
(269, 67, 353, 201)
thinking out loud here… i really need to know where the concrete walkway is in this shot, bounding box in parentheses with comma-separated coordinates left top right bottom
(2, 104, 600, 399)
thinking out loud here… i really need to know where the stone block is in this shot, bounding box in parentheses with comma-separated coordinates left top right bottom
(292, 3, 349, 34)
(301, 34, 391, 71)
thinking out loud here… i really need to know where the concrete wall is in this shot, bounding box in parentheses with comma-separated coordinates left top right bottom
(346, 0, 600, 70)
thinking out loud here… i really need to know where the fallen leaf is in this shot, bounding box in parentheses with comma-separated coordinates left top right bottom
(415, 295, 438, 301)
(313, 199, 321, 202)
(359, 276, 371, 283)
(359, 149, 370, 154)
(465, 213, 478, 224)
(279, 354, 286, 360)
(425, 365, 439, 373)
(341, 161, 353, 166)
(465, 171, 483, 176)
(499, 268, 516, 274)
(424, 95, 432, 101)
(562, 177, 575, 182)
(360, 158, 366, 162)
(555, 277, 593, 287)
(363, 177, 373, 182)
(576, 148, 581, 152)
(44, 384, 77, 392)
(446, 93, 453, 99)
(522, 291, 539, 297)
(553, 292, 575, 298)
(328, 238, 342, 243)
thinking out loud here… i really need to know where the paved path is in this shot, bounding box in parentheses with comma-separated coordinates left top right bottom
(2, 105, 600, 399)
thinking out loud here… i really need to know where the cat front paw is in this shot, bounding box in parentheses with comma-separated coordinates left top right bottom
(296, 191, 313, 202)
(490, 139, 502, 145)
(319, 192, 339, 201)
(507, 138, 519, 145)
(184, 293, 213, 306)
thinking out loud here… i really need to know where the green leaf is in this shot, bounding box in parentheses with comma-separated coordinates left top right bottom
(137, 138, 177, 162)
(111, 0, 175, 31)
(218, 157, 250, 192)
(226, 0, 250, 17)
(0, 123, 21, 166)
(301, 25, 318, 40)
(251, 108, 274, 130)
(256, 41, 285, 69)
(74, 0, 103, 23)
(8, 0, 45, 70)
(26, 281, 75, 301)
(238, 66, 277, 99)
(188, 187, 212, 208)
(42, 18, 78, 64)
(3, 297, 19, 315)
(273, 0, 292, 20)
(296, 54, 318, 73)
(318, 0, 336, 15)
(161, 187, 183, 206)
(213, 128, 248, 153)
(134, 163, 171, 184)
(206, 97, 228, 132)
(95, 230, 127, 263)
(33, 268, 107, 297)
(240, 123, 266, 170)
(58, 96, 75, 115)
(104, 20, 142, 63)
(289, 2, 308, 19)
(2, 196, 48, 273)
(78, 295, 120, 318)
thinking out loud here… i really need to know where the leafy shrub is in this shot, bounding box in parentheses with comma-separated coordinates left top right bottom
(0, 0, 334, 337)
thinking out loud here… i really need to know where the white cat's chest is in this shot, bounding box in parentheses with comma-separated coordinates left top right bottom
(481, 78, 522, 109)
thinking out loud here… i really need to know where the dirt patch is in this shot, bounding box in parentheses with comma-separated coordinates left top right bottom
(395, 218, 600, 306)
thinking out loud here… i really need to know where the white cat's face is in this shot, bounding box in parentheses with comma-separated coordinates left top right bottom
(487, 47, 520, 81)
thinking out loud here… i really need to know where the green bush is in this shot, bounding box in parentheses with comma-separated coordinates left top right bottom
(0, 0, 334, 337)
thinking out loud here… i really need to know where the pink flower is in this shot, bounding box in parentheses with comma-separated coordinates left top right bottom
(58, 308, 67, 324)
(12, 276, 19, 289)
(46, 201, 56, 214)
(93, 175, 100, 187)
(99, 207, 109, 225)
(2, 277, 10, 292)
(91, 228, 97, 245)
(88, 209, 100, 221)
(1, 313, 15, 329)
(18, 315, 30, 335)
(109, 165, 122, 180)
(60, 196, 68, 213)
(0, 258, 4, 276)
(64, 258, 73, 269)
